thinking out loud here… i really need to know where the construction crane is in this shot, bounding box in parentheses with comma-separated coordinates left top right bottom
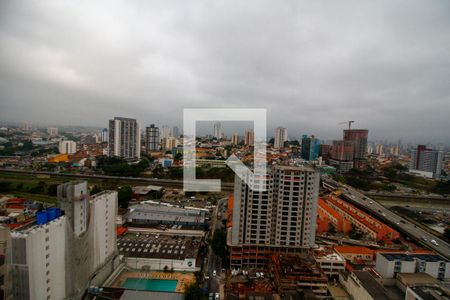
(339, 121, 355, 130)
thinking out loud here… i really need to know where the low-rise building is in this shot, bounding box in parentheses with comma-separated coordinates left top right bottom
(126, 203, 208, 230)
(334, 246, 375, 264)
(117, 231, 202, 272)
(314, 247, 346, 278)
(317, 198, 351, 234)
(340, 270, 389, 300)
(376, 252, 450, 280)
(406, 284, 450, 300)
(324, 196, 399, 241)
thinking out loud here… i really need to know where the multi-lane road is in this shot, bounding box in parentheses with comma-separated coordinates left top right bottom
(322, 177, 450, 259)
(203, 198, 227, 299)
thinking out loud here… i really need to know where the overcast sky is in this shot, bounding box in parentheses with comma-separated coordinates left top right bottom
(0, 1, 449, 144)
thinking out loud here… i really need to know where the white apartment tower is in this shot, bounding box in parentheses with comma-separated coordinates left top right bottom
(375, 144, 384, 156)
(90, 191, 118, 269)
(59, 140, 77, 155)
(214, 122, 224, 139)
(47, 127, 58, 136)
(108, 117, 141, 160)
(274, 127, 288, 148)
(11, 216, 67, 300)
(232, 165, 319, 248)
(5, 182, 118, 300)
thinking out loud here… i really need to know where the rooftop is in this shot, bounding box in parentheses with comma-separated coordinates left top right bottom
(117, 232, 201, 260)
(132, 185, 164, 194)
(409, 284, 450, 300)
(334, 246, 375, 255)
(326, 196, 398, 237)
(352, 270, 389, 300)
(127, 202, 206, 225)
(380, 253, 449, 263)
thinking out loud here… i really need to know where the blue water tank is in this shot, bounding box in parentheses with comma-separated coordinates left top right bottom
(47, 208, 57, 221)
(36, 211, 48, 225)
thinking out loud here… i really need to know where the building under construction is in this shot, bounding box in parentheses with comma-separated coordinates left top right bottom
(268, 253, 328, 299)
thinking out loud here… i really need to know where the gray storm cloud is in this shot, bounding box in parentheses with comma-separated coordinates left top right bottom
(0, 0, 449, 144)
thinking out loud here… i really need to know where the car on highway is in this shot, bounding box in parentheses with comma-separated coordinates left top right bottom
(431, 239, 439, 246)
(213, 270, 217, 277)
(215, 293, 219, 300)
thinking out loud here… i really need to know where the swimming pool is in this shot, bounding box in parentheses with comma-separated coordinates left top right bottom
(122, 278, 178, 292)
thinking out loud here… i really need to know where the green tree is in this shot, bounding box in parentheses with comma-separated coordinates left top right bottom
(47, 184, 58, 196)
(29, 181, 47, 193)
(118, 186, 133, 208)
(22, 140, 34, 150)
(211, 228, 229, 267)
(91, 185, 102, 195)
(0, 181, 12, 193)
(184, 281, 206, 300)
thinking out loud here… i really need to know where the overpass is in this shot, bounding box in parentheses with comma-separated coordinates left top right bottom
(364, 192, 450, 210)
(322, 177, 450, 259)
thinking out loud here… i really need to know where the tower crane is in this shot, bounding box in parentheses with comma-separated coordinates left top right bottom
(339, 121, 355, 130)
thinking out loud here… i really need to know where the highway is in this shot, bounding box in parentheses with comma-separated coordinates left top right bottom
(322, 177, 450, 259)
(0, 168, 235, 191)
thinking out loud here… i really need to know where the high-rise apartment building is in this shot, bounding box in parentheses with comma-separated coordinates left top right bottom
(58, 181, 118, 299)
(214, 122, 223, 139)
(389, 145, 399, 156)
(11, 213, 67, 300)
(162, 136, 178, 151)
(244, 129, 254, 146)
(160, 125, 172, 140)
(343, 129, 368, 169)
(231, 133, 239, 145)
(47, 127, 58, 136)
(59, 140, 77, 154)
(329, 140, 354, 173)
(367, 143, 374, 155)
(329, 128, 368, 173)
(301, 135, 320, 161)
(21, 122, 30, 131)
(319, 144, 332, 161)
(4, 183, 118, 300)
(145, 124, 160, 152)
(375, 144, 384, 156)
(172, 126, 180, 138)
(108, 117, 141, 160)
(101, 128, 108, 143)
(409, 145, 443, 178)
(274, 127, 288, 148)
(230, 165, 320, 268)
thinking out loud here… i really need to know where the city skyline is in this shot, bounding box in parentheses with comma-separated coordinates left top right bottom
(0, 1, 449, 144)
